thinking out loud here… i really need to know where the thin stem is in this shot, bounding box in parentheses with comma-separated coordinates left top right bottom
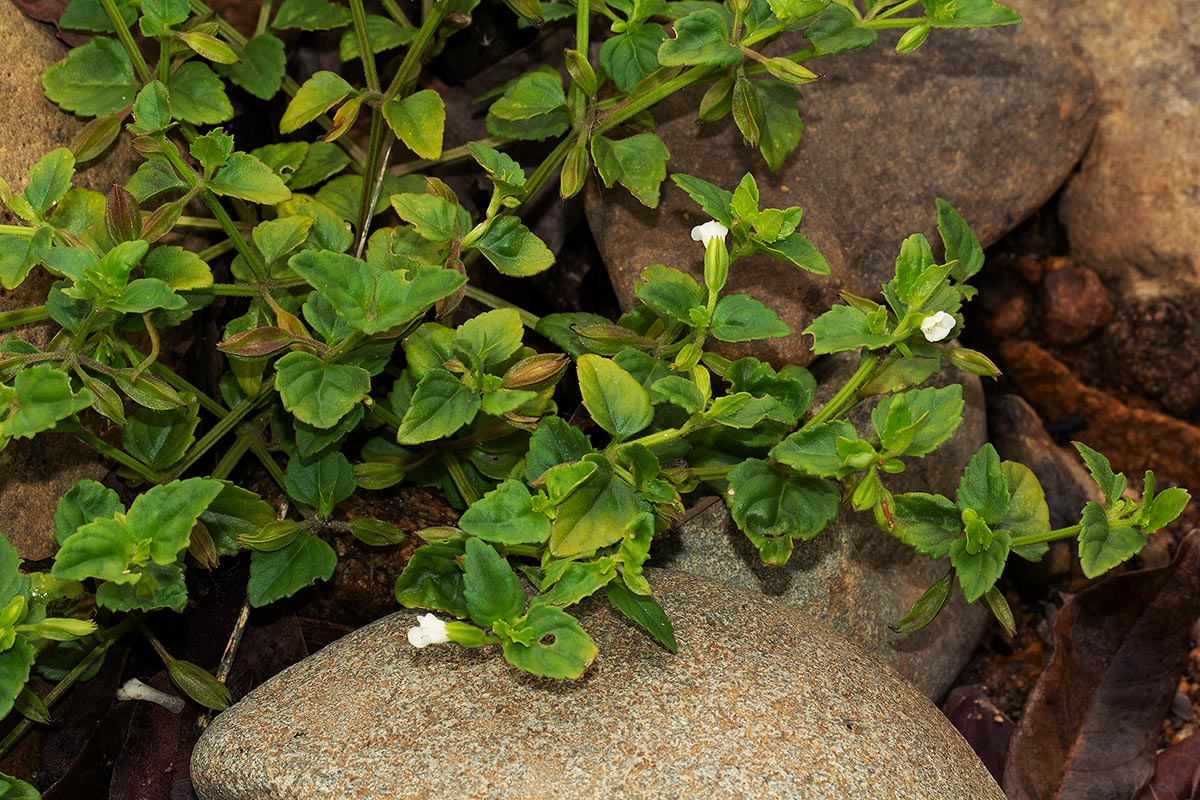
(157, 38, 171, 84)
(522, 134, 576, 200)
(164, 381, 275, 481)
(100, 0, 153, 83)
(254, 0, 274, 36)
(872, 0, 920, 19)
(1010, 524, 1082, 549)
(0, 306, 49, 330)
(861, 16, 924, 28)
(440, 452, 480, 505)
(384, 0, 452, 101)
(196, 240, 236, 263)
(353, 109, 391, 257)
(379, 0, 414, 27)
(0, 225, 33, 237)
(209, 429, 254, 479)
(596, 66, 710, 131)
(176, 215, 240, 231)
(0, 618, 136, 760)
(463, 285, 540, 330)
(185, 276, 309, 297)
(621, 419, 699, 451)
(249, 437, 288, 492)
(128, 312, 160, 382)
(348, 0, 382, 94)
(74, 429, 160, 483)
(690, 464, 734, 480)
(366, 399, 404, 430)
(803, 353, 879, 429)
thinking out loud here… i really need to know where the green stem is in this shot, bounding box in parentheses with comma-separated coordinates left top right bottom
(440, 452, 480, 505)
(196, 240, 236, 263)
(391, 137, 509, 177)
(0, 225, 32, 237)
(210, 430, 254, 480)
(596, 66, 711, 132)
(803, 353, 879, 429)
(366, 398, 404, 430)
(522, 134, 577, 200)
(353, 108, 390, 257)
(384, 0, 452, 100)
(379, 0, 414, 26)
(348, 0, 382, 94)
(74, 428, 159, 482)
(254, 0, 274, 35)
(157, 38, 170, 84)
(100, 0, 153, 83)
(861, 16, 924, 28)
(872, 0, 920, 19)
(249, 437, 288, 492)
(185, 276, 309, 297)
(690, 464, 734, 480)
(463, 285, 540, 330)
(142, 358, 227, 416)
(164, 381, 275, 481)
(1010, 524, 1082, 549)
(621, 419, 699, 451)
(176, 215, 239, 231)
(0, 618, 136, 760)
(0, 306, 49, 330)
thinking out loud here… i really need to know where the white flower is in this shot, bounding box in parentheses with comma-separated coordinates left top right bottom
(690, 220, 729, 248)
(920, 311, 956, 342)
(407, 613, 450, 648)
(117, 678, 185, 713)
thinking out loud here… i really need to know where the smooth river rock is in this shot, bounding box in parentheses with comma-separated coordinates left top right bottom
(656, 353, 989, 699)
(1006, 0, 1200, 306)
(585, 21, 1096, 366)
(191, 569, 1004, 800)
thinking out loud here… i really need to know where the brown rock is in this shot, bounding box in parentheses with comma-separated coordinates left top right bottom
(1000, 340, 1200, 490)
(586, 20, 1097, 365)
(979, 270, 1033, 338)
(1101, 296, 1200, 418)
(1005, 0, 1200, 307)
(1011, 255, 1046, 285)
(1039, 266, 1113, 345)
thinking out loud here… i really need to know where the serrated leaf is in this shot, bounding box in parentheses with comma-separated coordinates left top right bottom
(51, 517, 138, 584)
(54, 479, 124, 546)
(209, 152, 292, 204)
(275, 351, 371, 428)
(756, 78, 804, 172)
(1072, 442, 1127, 507)
(393, 540, 469, 618)
(576, 355, 653, 440)
(922, 0, 1020, 28)
(671, 173, 733, 227)
(549, 461, 652, 558)
(803, 304, 894, 354)
(590, 133, 670, 208)
(1143, 487, 1190, 533)
(936, 198, 983, 282)
(253, 216, 313, 265)
(1078, 501, 1145, 578)
(382, 90, 445, 160)
(599, 24, 667, 93)
(167, 62, 233, 125)
(956, 444, 1010, 524)
(23, 148, 75, 216)
(769, 420, 857, 477)
(458, 480, 551, 545)
(41, 37, 138, 118)
(522, 416, 594, 483)
(473, 216, 555, 277)
(657, 9, 740, 67)
(0, 640, 36, 722)
(216, 33, 287, 100)
(339, 13, 417, 60)
(725, 459, 840, 563)
(280, 71, 355, 133)
(121, 405, 199, 471)
(873, 384, 964, 458)
(999, 462, 1051, 561)
(127, 478, 224, 565)
(710, 294, 791, 341)
(2, 364, 93, 439)
(500, 604, 597, 679)
(396, 370, 480, 444)
(284, 451, 356, 517)
(247, 533, 337, 606)
(139, 0, 188, 35)
(949, 531, 1010, 602)
(273, 0, 351, 29)
(805, 2, 877, 54)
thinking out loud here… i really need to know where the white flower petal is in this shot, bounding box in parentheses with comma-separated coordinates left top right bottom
(408, 613, 450, 649)
(920, 311, 956, 342)
(690, 220, 729, 248)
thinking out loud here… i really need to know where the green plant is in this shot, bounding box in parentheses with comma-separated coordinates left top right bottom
(0, 0, 1187, 791)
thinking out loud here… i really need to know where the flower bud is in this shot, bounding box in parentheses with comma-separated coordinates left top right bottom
(919, 310, 956, 342)
(105, 183, 141, 244)
(896, 24, 931, 54)
(943, 346, 1001, 378)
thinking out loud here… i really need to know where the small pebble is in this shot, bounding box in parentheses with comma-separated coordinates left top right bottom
(1040, 266, 1114, 345)
(1011, 254, 1045, 285)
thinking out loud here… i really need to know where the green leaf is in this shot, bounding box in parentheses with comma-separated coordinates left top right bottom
(253, 216, 313, 266)
(635, 263, 703, 325)
(190, 130, 234, 176)
(981, 586, 1016, 636)
(891, 571, 952, 633)
(382, 90, 445, 160)
(394, 540, 468, 618)
(599, 24, 667, 93)
(550, 460, 652, 557)
(178, 31, 239, 64)
(1072, 442, 1127, 506)
(873, 384, 964, 458)
(126, 156, 188, 202)
(501, 604, 597, 679)
(216, 33, 287, 100)
(936, 198, 983, 282)
(95, 561, 187, 611)
(1143, 487, 1190, 533)
(346, 518, 407, 546)
(670, 174, 733, 227)
(396, 370, 480, 444)
(756, 78, 805, 172)
(922, 0, 1021, 28)
(138, 0, 188, 35)
(127, 478, 224, 565)
(289, 143, 353, 190)
(458, 480, 550, 545)
(0, 227, 52, 290)
(23, 149, 75, 216)
(590, 133, 670, 208)
(463, 538, 524, 626)
(247, 533, 337, 606)
(275, 351, 372, 429)
(128, 81, 173, 136)
(390, 193, 464, 242)
(767, 0, 825, 23)
(949, 530, 1010, 602)
(650, 376, 704, 414)
(998, 462, 1050, 561)
(725, 459, 840, 564)
(1078, 501, 1144, 579)
(710, 294, 791, 341)
(803, 305, 894, 354)
(109, 278, 186, 313)
(489, 69, 566, 121)
(121, 405, 199, 471)
(284, 451, 356, 517)
(167, 62, 233, 125)
(0, 639, 35, 722)
(731, 72, 763, 148)
(272, 0, 351, 29)
(339, 13, 417, 60)
(280, 71, 355, 133)
(166, 658, 231, 711)
(576, 355, 653, 440)
(956, 444, 1010, 524)
(454, 308, 524, 370)
(657, 9, 740, 67)
(2, 364, 94, 440)
(209, 152, 292, 204)
(605, 579, 676, 652)
(54, 479, 124, 546)
(769, 420, 857, 477)
(726, 358, 814, 424)
(41, 37, 138, 118)
(469, 143, 526, 193)
(61, 0, 137, 31)
(522, 416, 594, 483)
(199, 483, 277, 557)
(51, 517, 138, 584)
(473, 217, 555, 277)
(804, 3, 877, 54)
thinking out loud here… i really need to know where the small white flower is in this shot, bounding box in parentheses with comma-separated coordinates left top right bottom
(920, 311, 956, 342)
(407, 613, 450, 649)
(117, 678, 185, 714)
(690, 220, 729, 248)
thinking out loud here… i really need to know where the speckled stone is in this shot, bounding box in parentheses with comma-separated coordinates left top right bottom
(585, 21, 1097, 366)
(192, 569, 1004, 800)
(655, 353, 989, 700)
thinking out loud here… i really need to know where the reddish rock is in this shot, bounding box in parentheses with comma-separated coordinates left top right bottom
(979, 271, 1033, 338)
(1011, 255, 1046, 286)
(1040, 266, 1113, 345)
(1101, 297, 1200, 418)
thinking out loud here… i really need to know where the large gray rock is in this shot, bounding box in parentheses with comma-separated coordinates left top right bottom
(585, 21, 1096, 366)
(1006, 0, 1200, 306)
(656, 353, 989, 699)
(191, 569, 1004, 800)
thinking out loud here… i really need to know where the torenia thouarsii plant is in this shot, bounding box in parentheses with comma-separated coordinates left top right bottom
(0, 0, 1187, 791)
